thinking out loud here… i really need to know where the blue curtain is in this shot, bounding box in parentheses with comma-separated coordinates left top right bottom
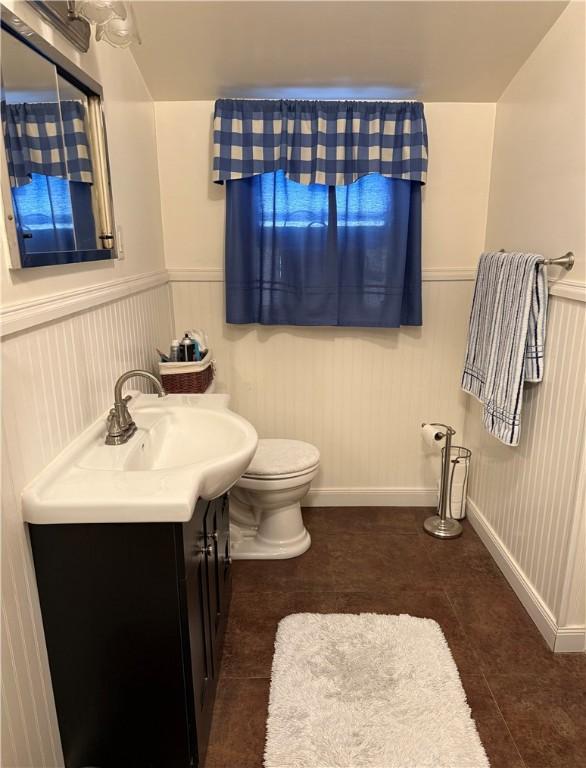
(214, 99, 428, 186)
(2, 100, 93, 187)
(225, 171, 421, 327)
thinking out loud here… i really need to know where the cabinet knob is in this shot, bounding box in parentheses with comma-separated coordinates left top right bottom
(209, 531, 219, 542)
(199, 544, 213, 557)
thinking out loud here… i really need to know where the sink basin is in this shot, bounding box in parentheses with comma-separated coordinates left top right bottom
(22, 393, 258, 524)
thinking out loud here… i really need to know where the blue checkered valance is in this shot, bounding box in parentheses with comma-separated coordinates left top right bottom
(2, 100, 93, 188)
(213, 99, 428, 186)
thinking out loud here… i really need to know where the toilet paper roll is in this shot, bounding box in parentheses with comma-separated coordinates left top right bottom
(421, 424, 444, 450)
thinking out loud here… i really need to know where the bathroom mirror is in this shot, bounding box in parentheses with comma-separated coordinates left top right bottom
(1, 8, 117, 268)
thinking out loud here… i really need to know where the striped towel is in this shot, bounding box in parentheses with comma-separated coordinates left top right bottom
(462, 251, 548, 446)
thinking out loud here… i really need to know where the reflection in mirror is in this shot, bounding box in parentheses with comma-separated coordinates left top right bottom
(1, 21, 116, 268)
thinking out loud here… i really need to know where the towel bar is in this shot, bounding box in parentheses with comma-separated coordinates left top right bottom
(498, 249, 574, 270)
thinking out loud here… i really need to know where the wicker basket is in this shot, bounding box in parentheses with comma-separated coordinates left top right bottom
(159, 350, 215, 394)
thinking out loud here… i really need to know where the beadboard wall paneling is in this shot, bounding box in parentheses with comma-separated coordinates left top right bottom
(464, 297, 586, 623)
(171, 279, 474, 497)
(1, 283, 173, 768)
(467, 3, 586, 648)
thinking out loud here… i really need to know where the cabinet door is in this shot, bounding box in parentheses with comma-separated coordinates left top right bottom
(203, 498, 220, 675)
(208, 496, 232, 674)
(204, 497, 231, 646)
(182, 499, 214, 758)
(217, 494, 232, 620)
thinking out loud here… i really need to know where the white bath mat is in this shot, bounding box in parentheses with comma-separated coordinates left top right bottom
(265, 613, 489, 768)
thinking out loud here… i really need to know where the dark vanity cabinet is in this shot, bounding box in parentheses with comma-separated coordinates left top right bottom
(28, 494, 232, 768)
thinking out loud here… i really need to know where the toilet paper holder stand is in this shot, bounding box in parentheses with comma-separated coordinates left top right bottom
(421, 422, 463, 540)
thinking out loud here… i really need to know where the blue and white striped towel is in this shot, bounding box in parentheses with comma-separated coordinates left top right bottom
(462, 251, 548, 446)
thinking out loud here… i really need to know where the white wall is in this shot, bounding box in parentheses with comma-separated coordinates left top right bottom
(157, 101, 495, 502)
(0, 3, 169, 765)
(463, 1, 586, 651)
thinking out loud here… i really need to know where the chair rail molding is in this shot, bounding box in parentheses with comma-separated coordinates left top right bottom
(166, 267, 479, 283)
(0, 269, 169, 337)
(166, 267, 586, 302)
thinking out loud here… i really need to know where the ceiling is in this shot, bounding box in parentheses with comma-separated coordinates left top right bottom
(131, 1, 568, 102)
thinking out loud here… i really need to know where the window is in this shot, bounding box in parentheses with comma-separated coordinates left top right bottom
(225, 171, 422, 328)
(215, 98, 427, 327)
(11, 172, 96, 254)
(260, 171, 390, 229)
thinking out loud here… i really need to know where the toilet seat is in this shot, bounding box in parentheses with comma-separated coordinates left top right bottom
(242, 461, 320, 481)
(237, 462, 320, 490)
(242, 438, 320, 480)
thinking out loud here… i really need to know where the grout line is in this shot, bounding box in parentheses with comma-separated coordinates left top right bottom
(441, 587, 529, 768)
(442, 586, 531, 767)
(481, 676, 530, 768)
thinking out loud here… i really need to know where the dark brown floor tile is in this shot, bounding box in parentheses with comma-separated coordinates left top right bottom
(221, 591, 339, 679)
(209, 508, 585, 767)
(460, 674, 526, 768)
(413, 506, 439, 527)
(204, 677, 269, 768)
(488, 673, 586, 768)
(303, 506, 420, 536)
(231, 536, 336, 593)
(448, 582, 562, 680)
(422, 522, 506, 586)
(334, 589, 482, 678)
(330, 532, 438, 591)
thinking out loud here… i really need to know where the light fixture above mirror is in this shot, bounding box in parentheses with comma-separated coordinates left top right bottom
(67, 0, 141, 48)
(27, 1, 140, 50)
(72, 0, 126, 26)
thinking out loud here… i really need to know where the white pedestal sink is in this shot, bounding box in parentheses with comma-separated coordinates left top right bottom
(22, 393, 258, 524)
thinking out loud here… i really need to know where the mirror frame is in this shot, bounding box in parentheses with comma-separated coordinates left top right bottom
(1, 4, 118, 269)
(27, 1, 91, 53)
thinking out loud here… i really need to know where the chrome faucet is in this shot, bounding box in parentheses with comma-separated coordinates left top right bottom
(105, 369, 166, 445)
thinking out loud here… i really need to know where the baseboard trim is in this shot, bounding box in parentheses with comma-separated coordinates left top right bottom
(467, 497, 585, 653)
(554, 626, 586, 653)
(304, 487, 437, 507)
(1, 269, 169, 337)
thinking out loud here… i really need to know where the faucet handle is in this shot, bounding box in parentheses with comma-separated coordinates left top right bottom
(123, 394, 132, 404)
(105, 408, 125, 444)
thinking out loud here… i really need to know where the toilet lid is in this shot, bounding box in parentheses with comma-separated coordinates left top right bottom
(243, 439, 320, 478)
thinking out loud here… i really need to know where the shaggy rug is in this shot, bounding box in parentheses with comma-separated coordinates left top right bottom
(264, 613, 489, 768)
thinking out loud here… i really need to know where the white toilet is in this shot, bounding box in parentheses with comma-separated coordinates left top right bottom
(230, 438, 320, 560)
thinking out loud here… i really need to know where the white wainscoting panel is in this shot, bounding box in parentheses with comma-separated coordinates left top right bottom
(171, 279, 474, 498)
(1, 283, 173, 768)
(464, 296, 586, 640)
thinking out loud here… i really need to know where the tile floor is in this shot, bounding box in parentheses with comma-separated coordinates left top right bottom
(204, 507, 586, 768)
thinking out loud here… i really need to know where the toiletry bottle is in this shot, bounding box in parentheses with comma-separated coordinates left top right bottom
(179, 333, 195, 362)
(170, 339, 180, 362)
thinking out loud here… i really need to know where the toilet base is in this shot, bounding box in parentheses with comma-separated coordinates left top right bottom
(230, 497, 312, 560)
(230, 523, 311, 560)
